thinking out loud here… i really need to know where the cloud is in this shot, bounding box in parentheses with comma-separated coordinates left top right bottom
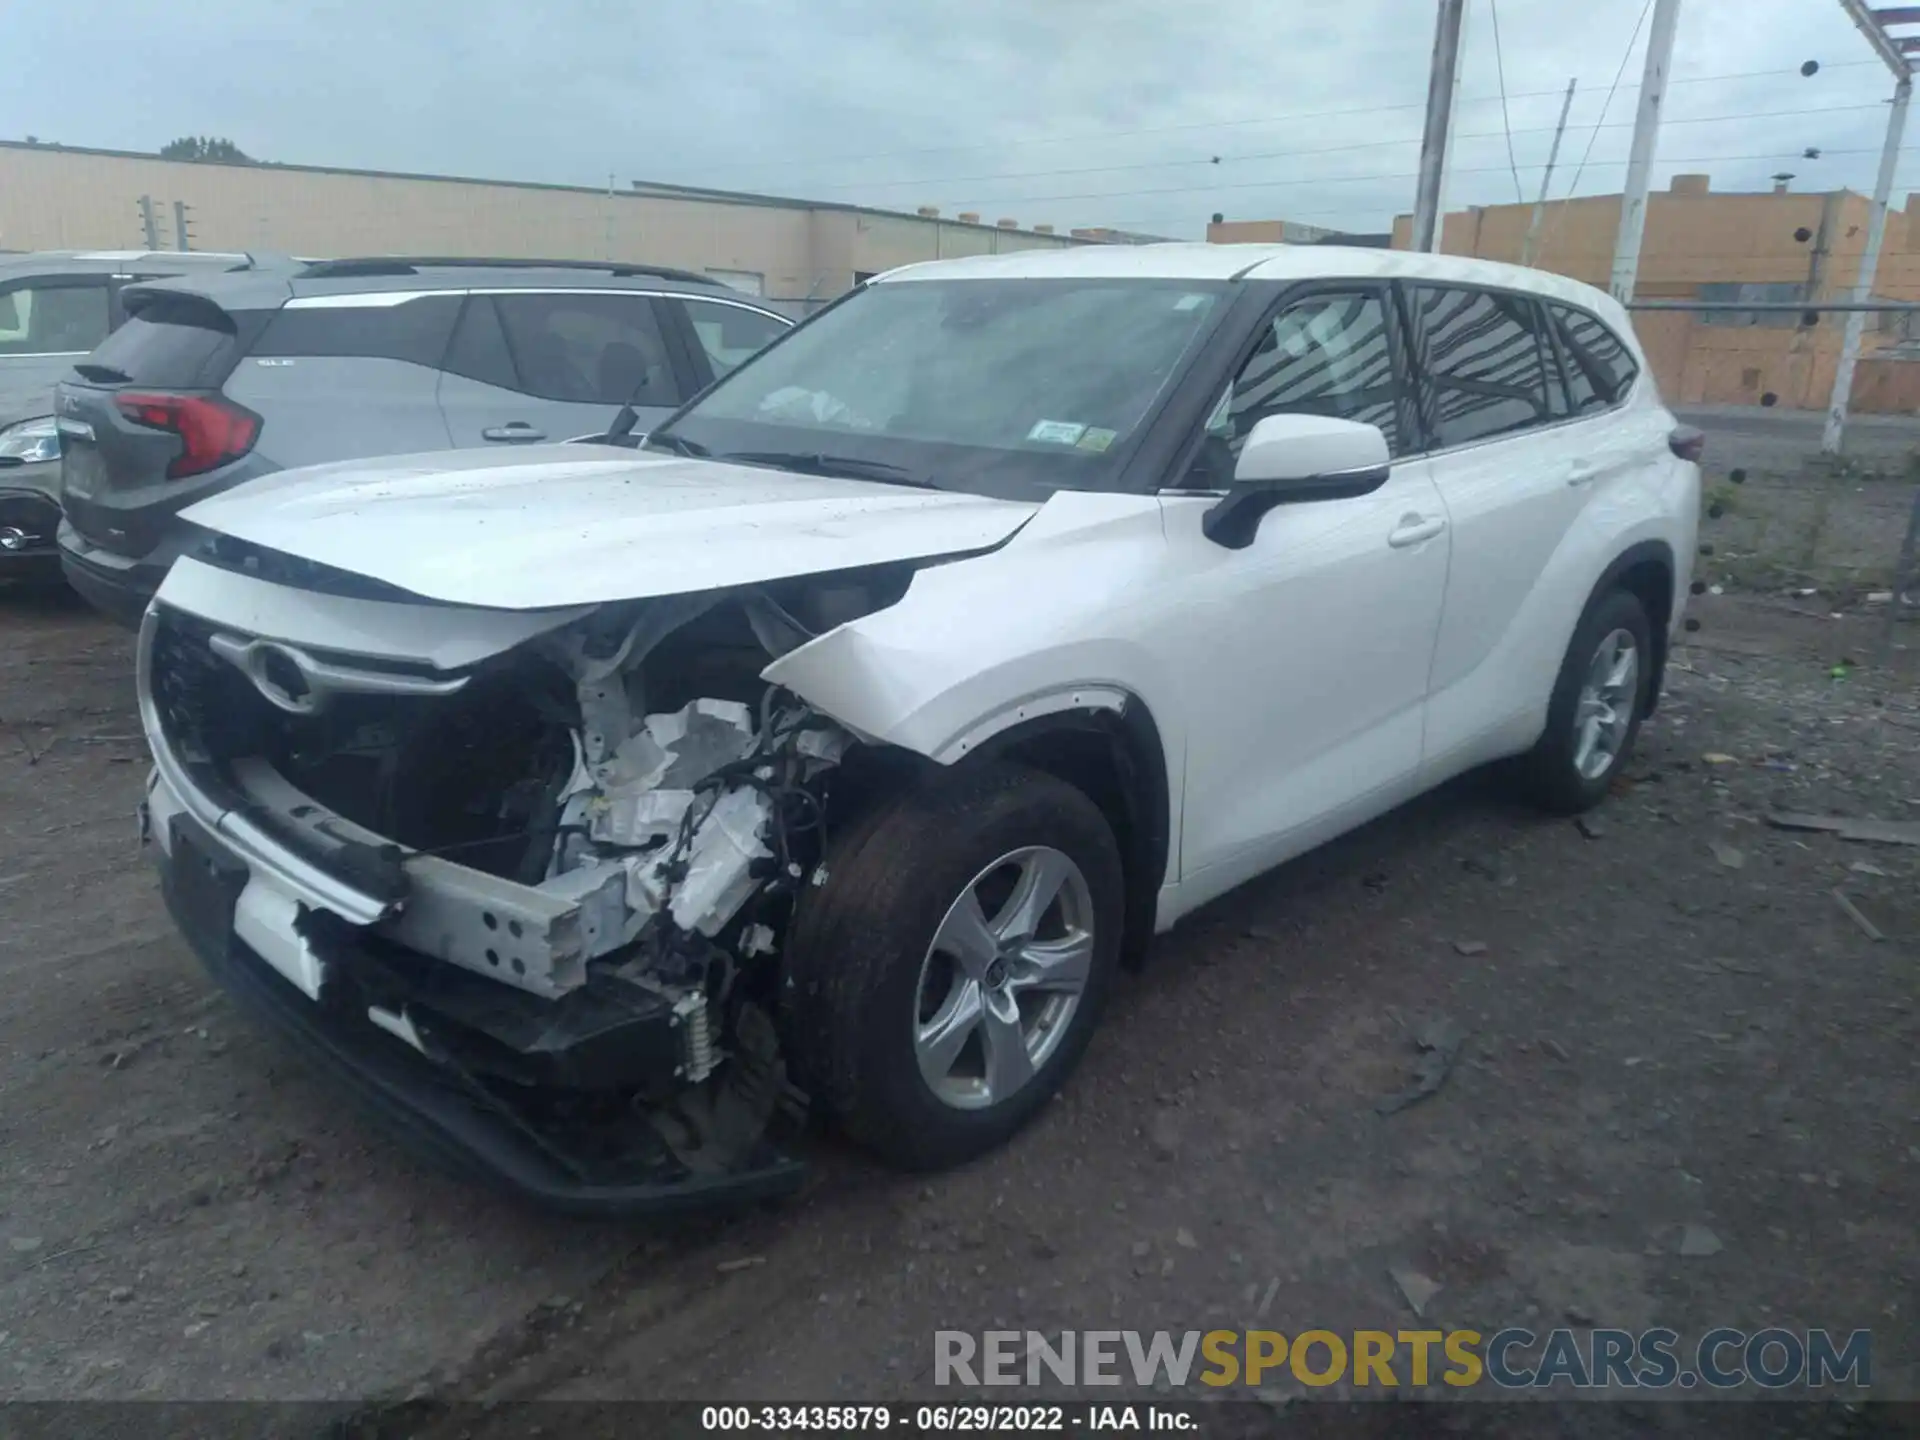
(0, 0, 1908, 240)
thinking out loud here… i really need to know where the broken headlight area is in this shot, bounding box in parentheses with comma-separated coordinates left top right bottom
(145, 585, 877, 1201)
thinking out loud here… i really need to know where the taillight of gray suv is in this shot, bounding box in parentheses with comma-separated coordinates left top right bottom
(57, 257, 792, 624)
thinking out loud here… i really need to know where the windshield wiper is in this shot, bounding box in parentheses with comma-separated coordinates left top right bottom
(642, 432, 709, 457)
(717, 450, 937, 488)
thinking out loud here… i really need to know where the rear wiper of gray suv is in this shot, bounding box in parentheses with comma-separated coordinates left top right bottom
(717, 451, 938, 488)
(73, 362, 132, 384)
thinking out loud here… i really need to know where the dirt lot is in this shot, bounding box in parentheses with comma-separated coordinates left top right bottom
(1, 438, 1917, 1416)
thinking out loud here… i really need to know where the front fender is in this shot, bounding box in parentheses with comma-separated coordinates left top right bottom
(764, 623, 1146, 763)
(760, 489, 1189, 882)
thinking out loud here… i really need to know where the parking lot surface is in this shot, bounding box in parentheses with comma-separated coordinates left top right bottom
(1, 527, 1916, 1410)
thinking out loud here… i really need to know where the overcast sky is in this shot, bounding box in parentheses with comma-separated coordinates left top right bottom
(2, 0, 1912, 240)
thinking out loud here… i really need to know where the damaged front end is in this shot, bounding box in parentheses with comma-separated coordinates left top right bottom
(139, 561, 902, 1213)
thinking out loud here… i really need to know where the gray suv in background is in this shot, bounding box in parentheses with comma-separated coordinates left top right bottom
(0, 249, 279, 582)
(56, 257, 792, 622)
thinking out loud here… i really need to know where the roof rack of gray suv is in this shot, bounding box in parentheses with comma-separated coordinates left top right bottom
(297, 256, 716, 285)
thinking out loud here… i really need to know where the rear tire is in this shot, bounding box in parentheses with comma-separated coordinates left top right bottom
(1513, 588, 1652, 815)
(782, 762, 1123, 1171)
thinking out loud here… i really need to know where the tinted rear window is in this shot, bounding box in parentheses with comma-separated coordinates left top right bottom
(252, 295, 460, 366)
(1412, 285, 1553, 447)
(1551, 304, 1640, 409)
(85, 296, 248, 388)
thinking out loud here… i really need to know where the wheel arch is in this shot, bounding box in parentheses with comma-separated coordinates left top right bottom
(1591, 538, 1676, 715)
(960, 697, 1172, 970)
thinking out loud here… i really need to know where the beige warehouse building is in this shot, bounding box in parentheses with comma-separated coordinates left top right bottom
(0, 139, 1086, 310)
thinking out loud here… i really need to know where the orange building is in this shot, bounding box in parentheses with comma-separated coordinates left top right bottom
(1376, 175, 1920, 413)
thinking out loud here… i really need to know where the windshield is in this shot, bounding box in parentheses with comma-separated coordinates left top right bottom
(650, 277, 1230, 498)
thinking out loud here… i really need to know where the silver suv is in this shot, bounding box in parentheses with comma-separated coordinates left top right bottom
(56, 257, 792, 622)
(0, 249, 277, 582)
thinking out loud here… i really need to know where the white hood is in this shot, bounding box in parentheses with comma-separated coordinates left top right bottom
(181, 445, 1040, 610)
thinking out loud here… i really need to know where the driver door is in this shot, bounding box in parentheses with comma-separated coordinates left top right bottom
(1158, 284, 1452, 904)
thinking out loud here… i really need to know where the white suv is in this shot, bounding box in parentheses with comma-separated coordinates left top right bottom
(136, 244, 1700, 1212)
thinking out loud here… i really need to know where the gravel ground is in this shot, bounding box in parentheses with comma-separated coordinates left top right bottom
(0, 457, 1916, 1417)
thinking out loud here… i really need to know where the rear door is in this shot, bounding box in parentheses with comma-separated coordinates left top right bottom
(1405, 283, 1602, 762)
(436, 290, 687, 445)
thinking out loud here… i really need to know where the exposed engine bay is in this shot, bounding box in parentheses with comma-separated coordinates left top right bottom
(143, 565, 919, 1201)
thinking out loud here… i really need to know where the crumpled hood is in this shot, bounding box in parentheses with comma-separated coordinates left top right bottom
(181, 444, 1040, 609)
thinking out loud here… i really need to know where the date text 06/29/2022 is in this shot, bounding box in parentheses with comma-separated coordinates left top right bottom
(932, 1326, 1873, 1392)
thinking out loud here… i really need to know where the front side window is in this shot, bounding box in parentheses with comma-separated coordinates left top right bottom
(490, 293, 680, 406)
(1413, 285, 1552, 448)
(651, 277, 1230, 499)
(1207, 290, 1402, 461)
(0, 282, 111, 357)
(680, 299, 788, 380)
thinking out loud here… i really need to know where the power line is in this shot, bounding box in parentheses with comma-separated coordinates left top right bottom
(678, 58, 1883, 184)
(1488, 0, 1527, 204)
(909, 147, 1913, 212)
(1538, 0, 1656, 265)
(915, 112, 1903, 213)
(818, 103, 1896, 201)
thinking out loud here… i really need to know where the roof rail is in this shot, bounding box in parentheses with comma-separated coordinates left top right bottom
(295, 256, 715, 285)
(229, 250, 303, 272)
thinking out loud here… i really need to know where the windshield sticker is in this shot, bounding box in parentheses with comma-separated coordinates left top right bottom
(1027, 420, 1087, 445)
(1076, 427, 1118, 453)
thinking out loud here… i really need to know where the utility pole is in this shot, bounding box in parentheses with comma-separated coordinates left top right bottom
(1609, 0, 1684, 304)
(172, 200, 192, 251)
(1824, 75, 1911, 453)
(1824, 0, 1916, 453)
(1411, 0, 1469, 253)
(1521, 79, 1577, 267)
(138, 194, 158, 250)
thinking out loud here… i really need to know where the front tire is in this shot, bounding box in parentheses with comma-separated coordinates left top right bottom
(1514, 587, 1653, 814)
(783, 762, 1124, 1170)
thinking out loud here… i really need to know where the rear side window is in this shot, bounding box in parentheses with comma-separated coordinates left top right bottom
(1412, 285, 1552, 448)
(1551, 304, 1640, 411)
(680, 298, 788, 379)
(84, 295, 245, 387)
(492, 292, 681, 406)
(0, 281, 110, 356)
(252, 295, 460, 366)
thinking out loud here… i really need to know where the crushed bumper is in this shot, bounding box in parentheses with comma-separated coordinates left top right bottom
(156, 805, 806, 1217)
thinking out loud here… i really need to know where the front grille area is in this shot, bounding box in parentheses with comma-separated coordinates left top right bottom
(146, 603, 576, 882)
(148, 605, 254, 771)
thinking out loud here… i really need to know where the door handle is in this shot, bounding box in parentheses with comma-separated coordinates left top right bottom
(1566, 461, 1599, 487)
(1388, 515, 1447, 549)
(481, 423, 547, 443)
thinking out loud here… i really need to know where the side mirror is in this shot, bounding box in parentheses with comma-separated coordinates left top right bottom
(1201, 413, 1391, 549)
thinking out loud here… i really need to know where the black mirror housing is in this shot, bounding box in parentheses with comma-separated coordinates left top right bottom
(1201, 465, 1391, 549)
